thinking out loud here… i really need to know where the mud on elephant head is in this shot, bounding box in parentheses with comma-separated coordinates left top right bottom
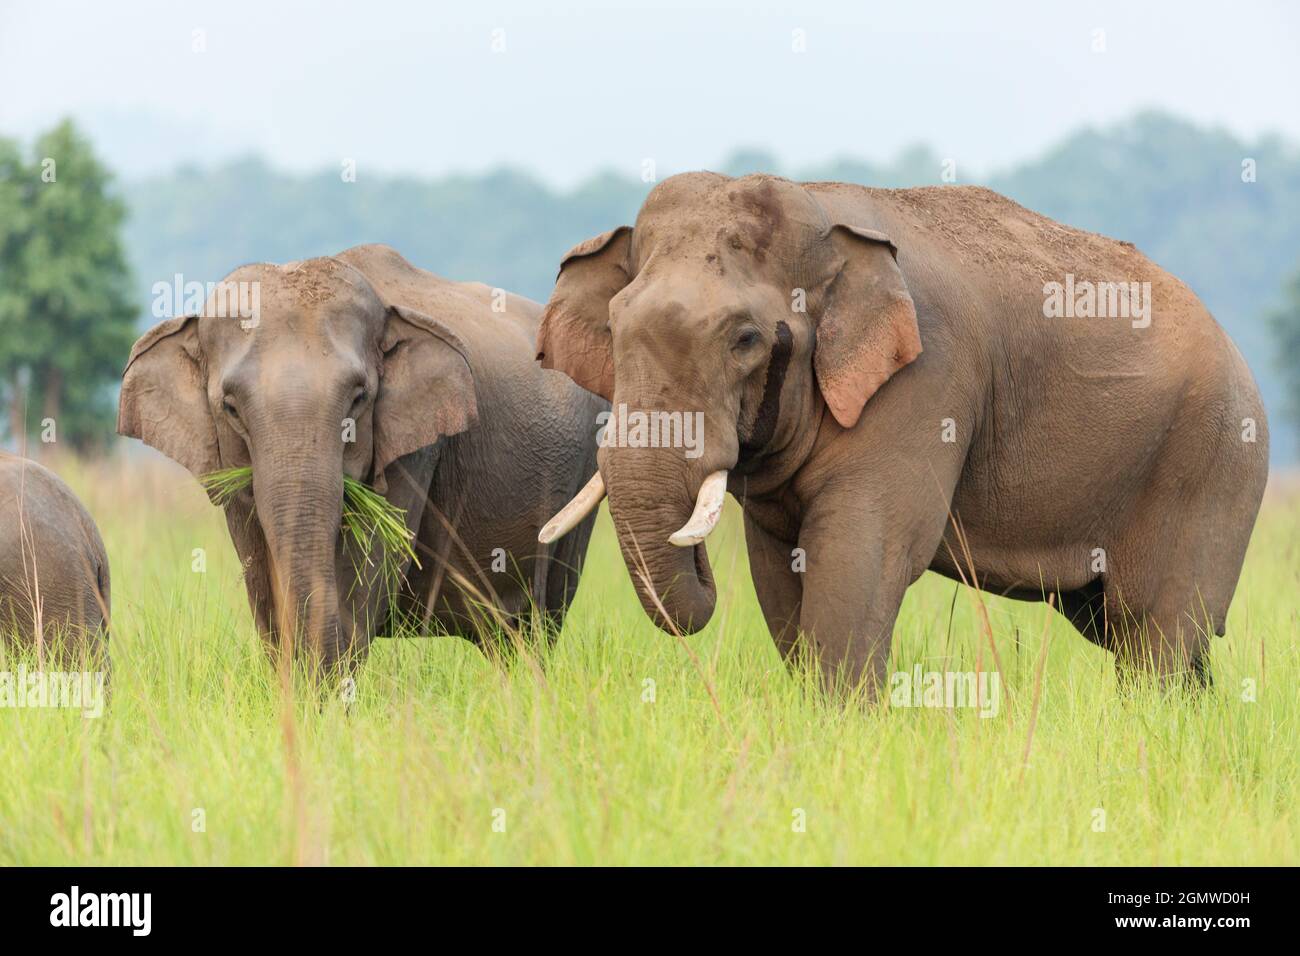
(536, 172, 921, 634)
(118, 256, 478, 669)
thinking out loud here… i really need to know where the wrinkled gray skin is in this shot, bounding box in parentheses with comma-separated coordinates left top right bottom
(120, 244, 604, 671)
(0, 453, 110, 653)
(537, 172, 1269, 696)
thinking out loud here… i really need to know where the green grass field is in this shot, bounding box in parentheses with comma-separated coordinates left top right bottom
(2, 456, 1296, 865)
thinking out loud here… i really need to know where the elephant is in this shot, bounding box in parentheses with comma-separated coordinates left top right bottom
(119, 244, 605, 671)
(536, 172, 1269, 695)
(0, 453, 110, 656)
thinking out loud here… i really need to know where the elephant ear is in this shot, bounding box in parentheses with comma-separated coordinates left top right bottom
(814, 224, 922, 429)
(118, 314, 221, 477)
(535, 226, 633, 400)
(372, 304, 478, 493)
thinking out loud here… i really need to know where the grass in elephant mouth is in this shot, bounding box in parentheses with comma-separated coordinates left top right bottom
(199, 466, 419, 584)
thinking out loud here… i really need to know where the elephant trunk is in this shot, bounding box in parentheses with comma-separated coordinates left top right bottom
(250, 441, 345, 670)
(602, 449, 717, 634)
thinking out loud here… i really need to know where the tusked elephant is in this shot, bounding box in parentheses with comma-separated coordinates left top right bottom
(0, 453, 110, 655)
(537, 172, 1269, 695)
(119, 244, 604, 671)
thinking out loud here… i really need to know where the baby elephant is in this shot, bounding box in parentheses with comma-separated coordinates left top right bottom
(119, 244, 604, 671)
(0, 453, 110, 656)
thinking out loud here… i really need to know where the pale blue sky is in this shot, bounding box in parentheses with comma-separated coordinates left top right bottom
(2, 0, 1297, 183)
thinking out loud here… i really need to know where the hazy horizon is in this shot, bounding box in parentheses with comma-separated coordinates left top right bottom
(3, 0, 1297, 186)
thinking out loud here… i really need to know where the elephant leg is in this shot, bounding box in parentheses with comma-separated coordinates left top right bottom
(538, 432, 602, 636)
(795, 483, 948, 701)
(1101, 523, 1231, 690)
(473, 629, 522, 667)
(741, 511, 803, 665)
(793, 410, 966, 699)
(407, 492, 522, 659)
(224, 502, 280, 661)
(1098, 401, 1261, 690)
(1143, 598, 1215, 689)
(1057, 579, 1111, 650)
(530, 548, 551, 625)
(460, 568, 546, 667)
(540, 507, 598, 633)
(475, 522, 597, 667)
(797, 526, 910, 700)
(1044, 567, 1211, 689)
(1104, 580, 1215, 690)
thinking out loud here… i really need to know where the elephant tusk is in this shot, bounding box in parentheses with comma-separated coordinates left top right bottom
(668, 471, 729, 547)
(538, 471, 606, 544)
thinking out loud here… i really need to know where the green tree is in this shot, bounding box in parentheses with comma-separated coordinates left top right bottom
(0, 134, 32, 444)
(1268, 264, 1300, 452)
(0, 119, 137, 452)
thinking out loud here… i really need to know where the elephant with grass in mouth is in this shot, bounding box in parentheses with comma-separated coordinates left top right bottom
(120, 244, 604, 672)
(537, 172, 1269, 696)
(0, 453, 110, 660)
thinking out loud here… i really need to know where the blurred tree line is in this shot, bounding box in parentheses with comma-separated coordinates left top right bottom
(0, 120, 136, 452)
(121, 111, 1300, 461)
(1, 112, 1298, 460)
(1270, 273, 1300, 439)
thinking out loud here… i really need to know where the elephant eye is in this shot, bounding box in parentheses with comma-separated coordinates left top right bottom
(350, 388, 369, 412)
(733, 328, 761, 352)
(222, 397, 240, 420)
